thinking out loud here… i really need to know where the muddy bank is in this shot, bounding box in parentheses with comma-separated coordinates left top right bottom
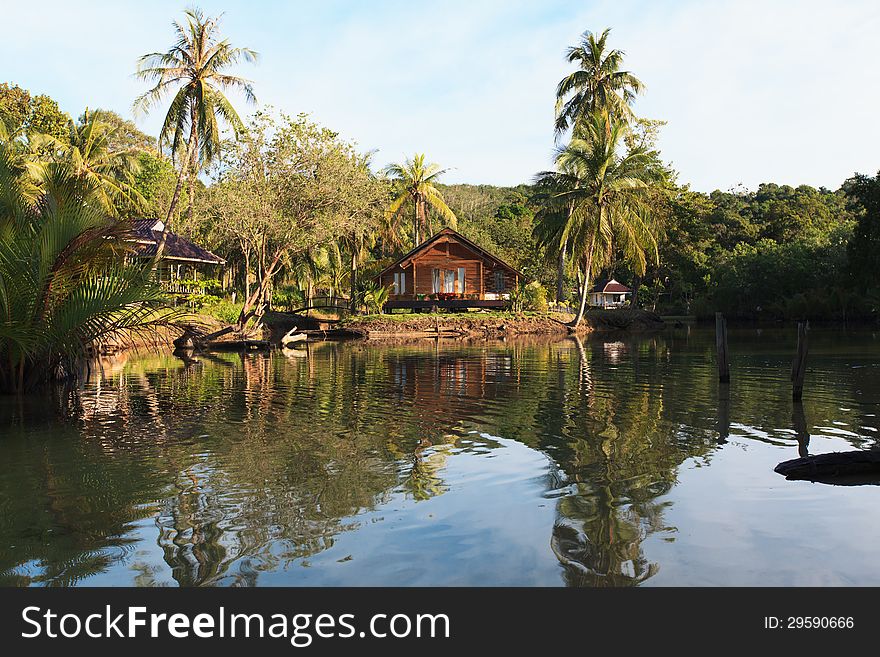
(338, 309, 665, 340)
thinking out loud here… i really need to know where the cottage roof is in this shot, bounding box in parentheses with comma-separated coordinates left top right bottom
(590, 278, 632, 294)
(376, 227, 523, 279)
(128, 219, 225, 265)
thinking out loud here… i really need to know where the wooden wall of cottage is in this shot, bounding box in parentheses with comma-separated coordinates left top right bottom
(379, 241, 517, 298)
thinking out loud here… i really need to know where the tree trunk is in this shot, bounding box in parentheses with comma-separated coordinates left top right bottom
(185, 105, 199, 226)
(556, 240, 567, 304)
(413, 194, 421, 246)
(237, 252, 283, 329)
(243, 248, 251, 302)
(631, 274, 642, 308)
(187, 165, 196, 225)
(154, 162, 187, 264)
(350, 243, 358, 313)
(154, 117, 198, 266)
(570, 238, 597, 328)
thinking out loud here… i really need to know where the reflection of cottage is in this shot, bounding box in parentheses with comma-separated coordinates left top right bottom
(589, 279, 632, 308)
(376, 228, 522, 311)
(129, 219, 225, 293)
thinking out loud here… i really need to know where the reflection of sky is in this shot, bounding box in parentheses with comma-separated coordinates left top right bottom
(645, 433, 880, 586)
(256, 435, 562, 586)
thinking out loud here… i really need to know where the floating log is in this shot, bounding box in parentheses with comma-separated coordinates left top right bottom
(281, 327, 308, 347)
(715, 312, 730, 383)
(202, 326, 235, 342)
(790, 321, 809, 401)
(774, 450, 880, 485)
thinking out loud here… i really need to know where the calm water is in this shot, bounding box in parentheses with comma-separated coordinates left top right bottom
(2, 327, 880, 587)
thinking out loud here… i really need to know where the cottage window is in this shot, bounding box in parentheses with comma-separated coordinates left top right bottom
(393, 271, 406, 295)
(494, 270, 505, 291)
(444, 270, 455, 293)
(433, 268, 461, 294)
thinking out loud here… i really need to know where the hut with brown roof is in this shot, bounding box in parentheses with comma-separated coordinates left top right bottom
(128, 219, 225, 293)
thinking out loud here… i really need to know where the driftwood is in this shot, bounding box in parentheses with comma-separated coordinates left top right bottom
(774, 450, 880, 485)
(173, 325, 235, 350)
(281, 327, 308, 347)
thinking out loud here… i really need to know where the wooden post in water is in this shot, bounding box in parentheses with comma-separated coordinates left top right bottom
(791, 321, 809, 401)
(715, 312, 730, 383)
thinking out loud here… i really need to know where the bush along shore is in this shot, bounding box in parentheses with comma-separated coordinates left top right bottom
(336, 309, 665, 340)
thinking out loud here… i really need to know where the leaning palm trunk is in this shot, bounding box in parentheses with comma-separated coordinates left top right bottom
(154, 137, 197, 265)
(570, 238, 597, 328)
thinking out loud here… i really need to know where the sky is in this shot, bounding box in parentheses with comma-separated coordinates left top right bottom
(3, 0, 879, 192)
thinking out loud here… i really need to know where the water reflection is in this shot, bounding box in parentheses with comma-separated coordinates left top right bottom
(3, 328, 880, 586)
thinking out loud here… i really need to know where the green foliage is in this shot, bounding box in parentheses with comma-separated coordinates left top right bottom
(80, 109, 156, 153)
(29, 111, 146, 216)
(510, 281, 549, 312)
(271, 285, 305, 311)
(133, 151, 182, 218)
(0, 139, 174, 393)
(554, 28, 644, 135)
(0, 84, 69, 142)
(359, 281, 390, 314)
(645, 183, 857, 318)
(198, 297, 244, 324)
(845, 172, 880, 292)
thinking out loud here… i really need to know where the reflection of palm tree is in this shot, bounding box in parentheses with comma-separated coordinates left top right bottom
(403, 440, 451, 501)
(571, 335, 593, 396)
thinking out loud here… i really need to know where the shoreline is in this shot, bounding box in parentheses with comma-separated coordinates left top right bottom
(336, 309, 666, 340)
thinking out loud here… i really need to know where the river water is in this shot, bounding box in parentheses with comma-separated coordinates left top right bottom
(2, 327, 879, 586)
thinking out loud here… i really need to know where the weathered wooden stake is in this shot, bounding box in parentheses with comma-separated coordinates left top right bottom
(715, 312, 730, 383)
(792, 401, 810, 457)
(791, 321, 809, 401)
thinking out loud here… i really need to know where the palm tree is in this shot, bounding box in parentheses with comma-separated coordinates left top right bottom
(28, 111, 145, 216)
(0, 136, 173, 393)
(133, 6, 257, 259)
(383, 153, 456, 247)
(554, 28, 644, 137)
(541, 110, 658, 327)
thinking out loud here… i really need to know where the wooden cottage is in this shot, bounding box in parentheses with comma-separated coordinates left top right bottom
(376, 228, 522, 311)
(128, 219, 225, 294)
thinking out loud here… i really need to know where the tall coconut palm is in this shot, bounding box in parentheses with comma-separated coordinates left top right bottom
(542, 110, 658, 327)
(554, 28, 644, 137)
(133, 6, 257, 259)
(28, 111, 145, 216)
(383, 153, 456, 247)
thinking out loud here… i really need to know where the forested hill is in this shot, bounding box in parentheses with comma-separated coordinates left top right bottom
(437, 178, 877, 321)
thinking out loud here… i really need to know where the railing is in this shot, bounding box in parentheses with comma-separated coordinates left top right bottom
(162, 281, 206, 295)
